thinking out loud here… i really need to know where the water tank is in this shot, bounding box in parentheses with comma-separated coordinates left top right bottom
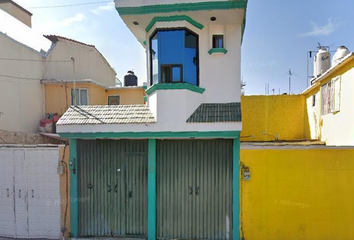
(124, 70, 138, 86)
(332, 46, 350, 66)
(314, 47, 331, 77)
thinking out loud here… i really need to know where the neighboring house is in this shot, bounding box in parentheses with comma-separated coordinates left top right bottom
(42, 79, 145, 115)
(0, 2, 144, 136)
(56, 1, 246, 240)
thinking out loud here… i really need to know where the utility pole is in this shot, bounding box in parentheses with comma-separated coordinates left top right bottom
(288, 68, 292, 94)
(70, 56, 76, 106)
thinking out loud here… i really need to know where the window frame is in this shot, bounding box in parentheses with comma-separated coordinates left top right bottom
(212, 34, 224, 49)
(160, 64, 183, 83)
(331, 76, 341, 113)
(108, 95, 120, 105)
(71, 88, 89, 105)
(149, 27, 200, 87)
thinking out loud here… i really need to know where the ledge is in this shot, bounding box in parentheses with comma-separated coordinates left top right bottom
(145, 15, 204, 33)
(146, 83, 205, 95)
(208, 48, 228, 55)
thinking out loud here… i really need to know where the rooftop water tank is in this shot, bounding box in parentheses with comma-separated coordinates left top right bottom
(332, 46, 350, 66)
(314, 47, 331, 78)
(124, 70, 138, 86)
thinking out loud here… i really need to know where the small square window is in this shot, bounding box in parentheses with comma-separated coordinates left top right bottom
(213, 35, 224, 48)
(108, 95, 120, 105)
(161, 65, 182, 83)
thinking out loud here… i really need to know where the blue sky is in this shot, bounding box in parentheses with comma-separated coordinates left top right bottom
(18, 0, 354, 94)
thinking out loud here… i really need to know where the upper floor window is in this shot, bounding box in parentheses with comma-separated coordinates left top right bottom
(108, 95, 120, 105)
(212, 35, 224, 48)
(150, 29, 199, 86)
(71, 88, 88, 105)
(321, 76, 341, 115)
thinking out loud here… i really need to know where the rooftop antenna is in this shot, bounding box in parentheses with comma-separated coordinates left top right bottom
(288, 68, 292, 94)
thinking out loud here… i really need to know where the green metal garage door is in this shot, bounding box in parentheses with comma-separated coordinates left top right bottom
(157, 140, 233, 240)
(77, 140, 147, 237)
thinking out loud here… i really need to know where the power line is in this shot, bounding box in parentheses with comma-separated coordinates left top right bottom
(0, 57, 71, 63)
(0, 74, 41, 81)
(27, 1, 112, 9)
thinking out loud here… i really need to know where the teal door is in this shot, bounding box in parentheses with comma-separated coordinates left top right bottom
(77, 140, 147, 237)
(157, 140, 233, 240)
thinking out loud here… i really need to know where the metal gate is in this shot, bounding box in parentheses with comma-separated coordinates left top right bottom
(157, 140, 233, 240)
(78, 140, 147, 237)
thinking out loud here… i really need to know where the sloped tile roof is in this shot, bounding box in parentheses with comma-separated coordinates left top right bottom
(57, 105, 156, 125)
(187, 102, 242, 123)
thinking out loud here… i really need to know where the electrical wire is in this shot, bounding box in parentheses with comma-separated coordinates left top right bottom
(28, 1, 113, 9)
(0, 74, 41, 81)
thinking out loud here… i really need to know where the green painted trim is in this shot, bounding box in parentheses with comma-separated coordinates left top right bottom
(208, 48, 228, 55)
(146, 83, 205, 95)
(116, 1, 247, 15)
(59, 131, 240, 139)
(69, 139, 79, 238)
(145, 15, 204, 33)
(144, 95, 148, 102)
(143, 40, 147, 45)
(147, 139, 157, 240)
(233, 138, 240, 240)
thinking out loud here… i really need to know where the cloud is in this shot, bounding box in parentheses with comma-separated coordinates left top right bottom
(91, 2, 115, 15)
(37, 13, 86, 33)
(300, 18, 343, 37)
(57, 13, 86, 28)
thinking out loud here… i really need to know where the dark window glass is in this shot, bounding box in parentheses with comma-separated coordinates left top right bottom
(108, 95, 120, 105)
(213, 35, 224, 48)
(150, 29, 198, 86)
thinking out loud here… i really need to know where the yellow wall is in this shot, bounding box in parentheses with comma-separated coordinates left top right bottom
(241, 95, 309, 141)
(45, 83, 145, 115)
(240, 148, 354, 240)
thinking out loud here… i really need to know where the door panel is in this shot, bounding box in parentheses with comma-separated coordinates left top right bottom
(78, 140, 147, 237)
(26, 149, 61, 239)
(14, 150, 28, 238)
(0, 149, 15, 237)
(125, 153, 147, 236)
(157, 140, 233, 240)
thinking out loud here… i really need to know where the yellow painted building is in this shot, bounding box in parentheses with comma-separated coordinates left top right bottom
(42, 79, 146, 116)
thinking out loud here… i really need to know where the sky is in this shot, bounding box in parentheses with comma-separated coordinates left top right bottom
(16, 0, 354, 95)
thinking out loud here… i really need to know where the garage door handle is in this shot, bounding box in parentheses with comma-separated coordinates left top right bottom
(19, 190, 21, 198)
(114, 184, 118, 193)
(7, 189, 9, 197)
(32, 190, 34, 198)
(87, 184, 93, 189)
(128, 191, 133, 198)
(189, 186, 193, 195)
(195, 187, 200, 195)
(107, 184, 111, 193)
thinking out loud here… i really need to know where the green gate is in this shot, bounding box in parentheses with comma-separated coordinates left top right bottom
(157, 140, 233, 240)
(77, 140, 147, 237)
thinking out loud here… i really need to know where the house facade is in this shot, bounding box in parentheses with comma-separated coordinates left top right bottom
(57, 1, 247, 240)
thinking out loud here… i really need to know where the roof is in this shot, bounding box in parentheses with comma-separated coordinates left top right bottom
(57, 105, 156, 125)
(44, 35, 116, 75)
(0, 0, 32, 16)
(187, 102, 242, 123)
(302, 52, 354, 95)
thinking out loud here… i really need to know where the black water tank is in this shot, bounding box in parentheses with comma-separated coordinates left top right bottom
(124, 70, 138, 86)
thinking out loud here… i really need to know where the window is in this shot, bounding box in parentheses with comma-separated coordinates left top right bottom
(150, 29, 198, 86)
(108, 95, 120, 105)
(71, 88, 88, 105)
(321, 76, 341, 115)
(212, 35, 224, 48)
(161, 65, 183, 83)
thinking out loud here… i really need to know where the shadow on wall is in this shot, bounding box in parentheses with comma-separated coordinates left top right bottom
(241, 95, 311, 142)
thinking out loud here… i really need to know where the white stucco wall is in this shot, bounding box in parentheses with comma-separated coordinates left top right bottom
(305, 65, 354, 146)
(44, 39, 116, 87)
(0, 33, 45, 133)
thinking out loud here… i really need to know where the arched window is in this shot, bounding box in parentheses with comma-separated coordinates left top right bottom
(150, 28, 199, 86)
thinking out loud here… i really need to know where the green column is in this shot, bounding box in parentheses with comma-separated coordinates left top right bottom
(69, 139, 79, 238)
(148, 139, 157, 240)
(233, 137, 240, 240)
